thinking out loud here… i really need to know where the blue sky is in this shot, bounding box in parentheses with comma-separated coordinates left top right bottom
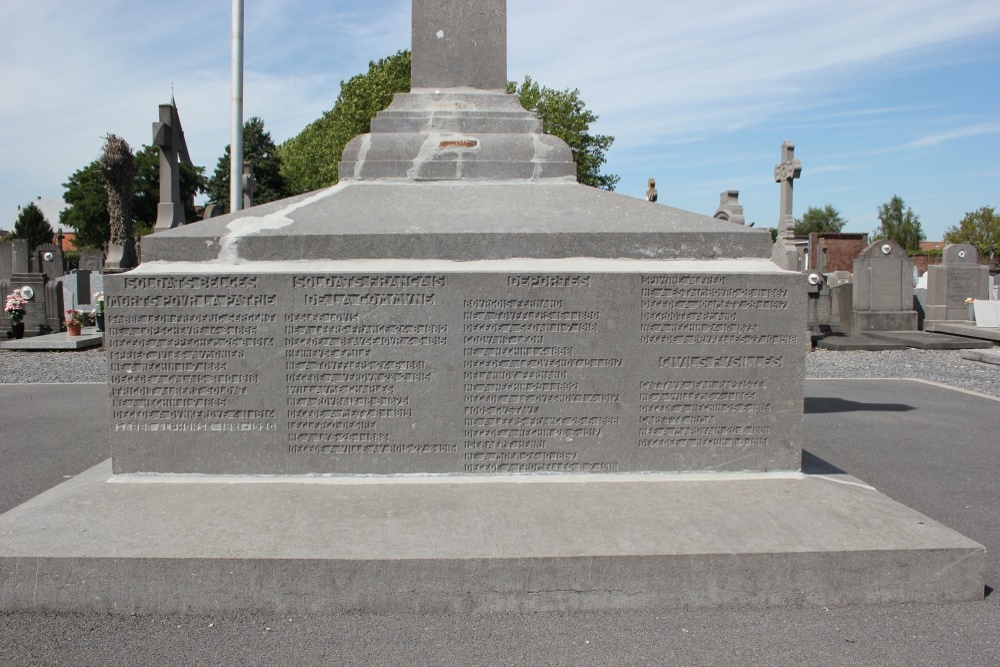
(1, 0, 998, 241)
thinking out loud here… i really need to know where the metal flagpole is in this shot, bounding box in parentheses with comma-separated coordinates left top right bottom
(230, 0, 244, 212)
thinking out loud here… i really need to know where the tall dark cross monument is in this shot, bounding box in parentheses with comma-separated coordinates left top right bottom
(771, 140, 802, 270)
(152, 101, 193, 232)
(0, 0, 983, 615)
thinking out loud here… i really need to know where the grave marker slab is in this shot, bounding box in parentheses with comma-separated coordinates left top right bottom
(924, 244, 989, 321)
(852, 240, 917, 332)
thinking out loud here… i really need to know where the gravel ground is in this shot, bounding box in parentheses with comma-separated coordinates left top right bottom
(2, 346, 998, 397)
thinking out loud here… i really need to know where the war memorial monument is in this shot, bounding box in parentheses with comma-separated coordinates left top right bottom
(0, 0, 984, 613)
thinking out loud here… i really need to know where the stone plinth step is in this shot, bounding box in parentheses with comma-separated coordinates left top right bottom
(814, 334, 908, 351)
(865, 331, 993, 350)
(924, 321, 1000, 343)
(960, 349, 1000, 366)
(1, 327, 103, 351)
(0, 460, 983, 615)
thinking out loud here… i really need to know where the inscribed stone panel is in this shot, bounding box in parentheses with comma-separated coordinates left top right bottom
(105, 267, 804, 475)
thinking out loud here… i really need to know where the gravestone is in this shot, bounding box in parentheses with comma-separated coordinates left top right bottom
(713, 190, 745, 225)
(242, 162, 257, 209)
(852, 240, 918, 331)
(11, 240, 29, 274)
(0, 241, 12, 283)
(34, 243, 64, 279)
(770, 142, 802, 270)
(1, 0, 983, 615)
(924, 244, 989, 321)
(62, 270, 103, 311)
(79, 249, 105, 273)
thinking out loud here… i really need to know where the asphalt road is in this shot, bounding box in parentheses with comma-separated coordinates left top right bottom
(1, 379, 998, 666)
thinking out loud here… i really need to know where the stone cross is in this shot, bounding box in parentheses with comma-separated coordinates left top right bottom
(773, 141, 802, 241)
(241, 161, 258, 209)
(153, 102, 192, 232)
(411, 0, 507, 90)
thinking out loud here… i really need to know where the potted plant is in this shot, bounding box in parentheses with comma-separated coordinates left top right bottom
(965, 297, 975, 321)
(4, 290, 27, 339)
(65, 309, 84, 337)
(92, 291, 105, 332)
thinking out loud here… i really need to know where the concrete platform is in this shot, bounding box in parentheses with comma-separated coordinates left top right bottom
(814, 334, 908, 351)
(1, 327, 103, 351)
(864, 330, 994, 350)
(960, 349, 1000, 366)
(924, 321, 1000, 343)
(0, 459, 984, 614)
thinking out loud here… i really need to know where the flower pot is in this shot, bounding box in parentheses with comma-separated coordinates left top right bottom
(11, 322, 24, 339)
(67, 322, 82, 337)
(968, 304, 976, 321)
(96, 313, 105, 333)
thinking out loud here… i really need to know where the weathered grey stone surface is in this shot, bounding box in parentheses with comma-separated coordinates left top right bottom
(106, 259, 804, 475)
(924, 320, 1000, 342)
(412, 0, 506, 90)
(852, 240, 917, 332)
(814, 334, 908, 351)
(78, 249, 105, 273)
(960, 348, 1000, 366)
(864, 330, 993, 350)
(771, 142, 802, 270)
(1, 327, 103, 351)
(0, 242, 12, 282)
(0, 459, 984, 614)
(34, 243, 63, 278)
(143, 183, 772, 263)
(925, 244, 989, 322)
(152, 102, 192, 232)
(62, 270, 101, 311)
(972, 299, 1000, 327)
(714, 190, 745, 225)
(25, 0, 982, 617)
(9, 274, 48, 335)
(11, 240, 29, 274)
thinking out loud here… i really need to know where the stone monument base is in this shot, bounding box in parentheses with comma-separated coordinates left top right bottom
(0, 459, 983, 614)
(854, 310, 918, 332)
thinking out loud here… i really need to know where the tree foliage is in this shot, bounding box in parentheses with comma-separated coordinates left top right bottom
(280, 51, 412, 194)
(60, 161, 110, 249)
(873, 195, 924, 252)
(278, 51, 619, 193)
(11, 202, 55, 252)
(60, 146, 205, 249)
(507, 76, 618, 190)
(794, 204, 847, 237)
(944, 206, 999, 263)
(206, 117, 290, 212)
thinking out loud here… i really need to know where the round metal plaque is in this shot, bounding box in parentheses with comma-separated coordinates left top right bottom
(808, 273, 821, 286)
(881, 244, 892, 255)
(19, 286, 34, 300)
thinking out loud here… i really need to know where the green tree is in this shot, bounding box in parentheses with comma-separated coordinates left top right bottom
(60, 161, 110, 249)
(507, 76, 618, 190)
(280, 51, 412, 194)
(944, 206, 999, 265)
(794, 204, 847, 237)
(206, 117, 289, 212)
(11, 202, 55, 252)
(60, 146, 205, 248)
(873, 195, 924, 252)
(279, 50, 619, 192)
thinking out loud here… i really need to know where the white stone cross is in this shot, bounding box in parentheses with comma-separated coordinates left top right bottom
(773, 141, 802, 240)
